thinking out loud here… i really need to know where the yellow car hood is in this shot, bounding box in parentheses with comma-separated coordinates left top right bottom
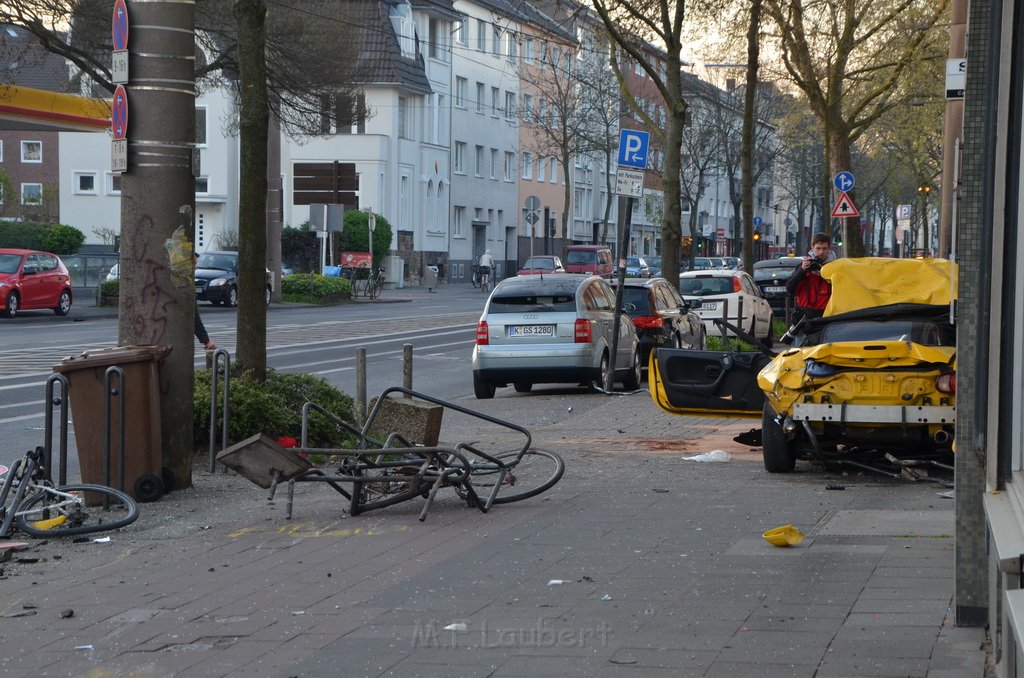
(758, 341, 956, 414)
(820, 258, 957, 316)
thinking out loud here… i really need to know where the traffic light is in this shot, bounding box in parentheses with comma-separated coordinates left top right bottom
(753, 231, 761, 241)
(917, 184, 932, 196)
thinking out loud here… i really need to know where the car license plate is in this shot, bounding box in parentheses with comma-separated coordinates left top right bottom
(509, 325, 554, 337)
(698, 301, 718, 311)
(766, 286, 786, 293)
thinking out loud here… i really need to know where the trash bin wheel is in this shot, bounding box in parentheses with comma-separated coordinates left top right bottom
(161, 466, 177, 493)
(134, 474, 165, 503)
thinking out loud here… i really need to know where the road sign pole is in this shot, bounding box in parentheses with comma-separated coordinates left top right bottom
(607, 195, 634, 392)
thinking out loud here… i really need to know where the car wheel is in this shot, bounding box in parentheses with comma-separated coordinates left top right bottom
(622, 350, 642, 390)
(3, 292, 19, 318)
(513, 382, 533, 393)
(53, 289, 72, 316)
(698, 328, 707, 350)
(762, 403, 797, 473)
(473, 373, 496, 399)
(227, 287, 238, 307)
(591, 352, 611, 391)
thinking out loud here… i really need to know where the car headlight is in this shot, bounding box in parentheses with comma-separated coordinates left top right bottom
(209, 277, 228, 287)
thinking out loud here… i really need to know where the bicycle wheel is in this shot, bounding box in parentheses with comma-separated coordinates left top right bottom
(460, 450, 564, 505)
(16, 483, 140, 537)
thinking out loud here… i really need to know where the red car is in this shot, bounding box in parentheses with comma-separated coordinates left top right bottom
(517, 255, 565, 275)
(0, 248, 73, 318)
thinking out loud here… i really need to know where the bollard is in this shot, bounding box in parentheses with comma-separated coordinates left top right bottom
(721, 299, 730, 344)
(356, 347, 367, 425)
(737, 297, 744, 341)
(403, 343, 413, 397)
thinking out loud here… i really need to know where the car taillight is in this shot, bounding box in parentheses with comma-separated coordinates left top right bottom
(476, 320, 489, 345)
(733, 276, 742, 292)
(936, 372, 957, 394)
(574, 318, 592, 343)
(632, 316, 663, 329)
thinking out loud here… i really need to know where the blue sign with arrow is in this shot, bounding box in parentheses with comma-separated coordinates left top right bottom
(617, 129, 650, 169)
(833, 171, 856, 192)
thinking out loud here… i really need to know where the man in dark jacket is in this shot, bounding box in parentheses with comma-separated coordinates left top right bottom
(785, 233, 834, 320)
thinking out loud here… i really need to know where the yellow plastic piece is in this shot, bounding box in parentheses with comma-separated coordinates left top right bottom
(31, 514, 67, 530)
(821, 258, 957, 317)
(762, 524, 804, 547)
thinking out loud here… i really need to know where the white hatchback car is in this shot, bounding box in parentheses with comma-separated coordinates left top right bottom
(471, 274, 641, 398)
(679, 270, 774, 342)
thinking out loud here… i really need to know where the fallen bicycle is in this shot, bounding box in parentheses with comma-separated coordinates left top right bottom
(217, 387, 565, 522)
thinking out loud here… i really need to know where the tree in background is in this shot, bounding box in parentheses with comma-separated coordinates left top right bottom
(591, 0, 689, 288)
(340, 211, 393, 270)
(761, 0, 950, 256)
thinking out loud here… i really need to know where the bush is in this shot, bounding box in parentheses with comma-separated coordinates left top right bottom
(99, 279, 119, 298)
(193, 366, 358, 449)
(39, 224, 86, 255)
(0, 222, 84, 253)
(339, 211, 393, 268)
(280, 273, 351, 302)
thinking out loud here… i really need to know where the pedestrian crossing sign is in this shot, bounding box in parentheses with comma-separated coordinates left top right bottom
(831, 191, 859, 218)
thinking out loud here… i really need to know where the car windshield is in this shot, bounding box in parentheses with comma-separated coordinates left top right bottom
(566, 250, 596, 264)
(679, 276, 734, 296)
(0, 253, 22, 274)
(819, 319, 947, 345)
(197, 253, 237, 271)
(753, 264, 798, 282)
(619, 287, 651, 315)
(627, 257, 643, 267)
(522, 258, 555, 268)
(488, 293, 576, 313)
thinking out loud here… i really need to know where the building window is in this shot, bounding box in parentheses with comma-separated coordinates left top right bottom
(524, 38, 534, 64)
(21, 183, 42, 204)
(195, 177, 209, 193)
(455, 77, 467, 108)
(21, 141, 41, 163)
(522, 151, 533, 179)
(475, 145, 484, 176)
(453, 205, 465, 237)
(504, 152, 515, 181)
(106, 173, 122, 195)
(490, 148, 498, 179)
(476, 82, 485, 113)
(456, 20, 467, 45)
(476, 19, 486, 51)
(454, 141, 466, 173)
(507, 32, 518, 62)
(550, 157, 559, 183)
(492, 24, 501, 56)
(538, 156, 546, 182)
(196, 107, 207, 145)
(73, 172, 98, 195)
(491, 87, 499, 116)
(505, 91, 516, 119)
(522, 93, 533, 121)
(429, 18, 450, 62)
(398, 97, 409, 139)
(335, 91, 366, 134)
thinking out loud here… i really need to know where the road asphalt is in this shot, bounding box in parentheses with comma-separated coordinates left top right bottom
(0, 282, 988, 677)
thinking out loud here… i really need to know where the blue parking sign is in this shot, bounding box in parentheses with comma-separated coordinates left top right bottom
(617, 129, 650, 169)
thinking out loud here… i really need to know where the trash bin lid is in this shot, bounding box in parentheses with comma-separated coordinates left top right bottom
(53, 345, 173, 373)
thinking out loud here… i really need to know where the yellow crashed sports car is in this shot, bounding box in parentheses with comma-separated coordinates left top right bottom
(650, 258, 957, 474)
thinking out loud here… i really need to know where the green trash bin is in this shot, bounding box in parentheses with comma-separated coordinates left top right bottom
(53, 345, 172, 502)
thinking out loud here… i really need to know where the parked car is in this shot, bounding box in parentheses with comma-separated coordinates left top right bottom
(624, 256, 652, 278)
(611, 277, 705, 368)
(678, 269, 774, 342)
(719, 256, 740, 270)
(650, 258, 957, 475)
(645, 255, 662, 277)
(709, 257, 727, 270)
(692, 257, 716, 270)
(195, 250, 273, 307)
(752, 256, 802, 317)
(106, 262, 120, 281)
(471, 274, 641, 398)
(0, 248, 73, 318)
(518, 255, 565, 275)
(564, 245, 614, 278)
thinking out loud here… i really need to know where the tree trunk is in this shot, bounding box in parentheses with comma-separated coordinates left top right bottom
(827, 128, 865, 256)
(740, 0, 761, 273)
(118, 0, 196, 488)
(234, 0, 269, 381)
(661, 75, 686, 289)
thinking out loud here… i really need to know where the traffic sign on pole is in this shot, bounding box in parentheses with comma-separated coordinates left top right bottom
(831, 191, 860, 218)
(112, 0, 129, 50)
(833, 171, 856, 193)
(111, 85, 128, 140)
(617, 129, 650, 169)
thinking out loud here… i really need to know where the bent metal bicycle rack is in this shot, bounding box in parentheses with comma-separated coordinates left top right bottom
(216, 386, 534, 522)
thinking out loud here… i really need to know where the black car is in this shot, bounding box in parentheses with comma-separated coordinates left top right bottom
(612, 277, 705, 368)
(195, 251, 273, 307)
(752, 256, 802, 317)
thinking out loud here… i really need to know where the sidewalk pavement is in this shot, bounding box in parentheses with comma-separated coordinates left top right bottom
(0, 386, 987, 677)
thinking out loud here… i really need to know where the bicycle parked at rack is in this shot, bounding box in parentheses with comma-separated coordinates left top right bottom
(218, 387, 565, 522)
(0, 446, 139, 538)
(364, 266, 386, 299)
